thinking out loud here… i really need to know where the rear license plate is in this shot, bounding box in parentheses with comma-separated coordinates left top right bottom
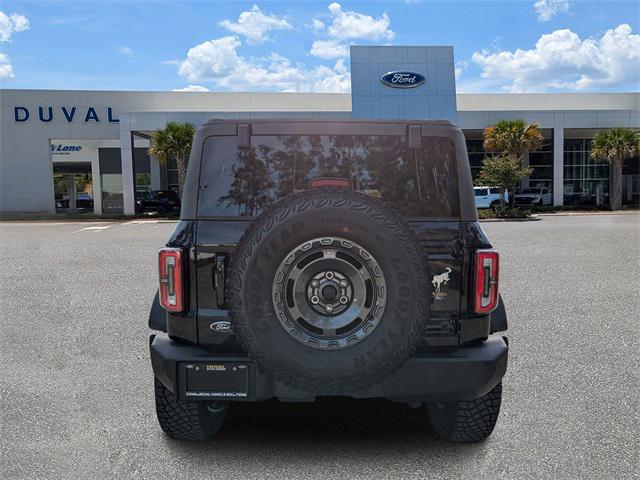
(184, 363, 249, 398)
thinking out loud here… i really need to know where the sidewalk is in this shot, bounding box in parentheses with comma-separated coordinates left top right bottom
(535, 210, 640, 217)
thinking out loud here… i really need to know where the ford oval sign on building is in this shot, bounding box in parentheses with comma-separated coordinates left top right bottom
(381, 71, 426, 88)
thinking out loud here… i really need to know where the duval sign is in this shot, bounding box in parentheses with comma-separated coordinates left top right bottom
(14, 106, 119, 123)
(381, 71, 426, 89)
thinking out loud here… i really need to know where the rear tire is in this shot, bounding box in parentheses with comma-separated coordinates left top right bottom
(154, 378, 228, 440)
(490, 201, 500, 210)
(427, 382, 502, 442)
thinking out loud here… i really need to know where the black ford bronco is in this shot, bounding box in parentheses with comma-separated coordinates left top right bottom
(149, 119, 508, 442)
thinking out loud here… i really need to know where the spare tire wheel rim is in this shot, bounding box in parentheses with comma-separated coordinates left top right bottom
(272, 236, 387, 350)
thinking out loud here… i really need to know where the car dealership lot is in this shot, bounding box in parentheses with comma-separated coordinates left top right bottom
(1, 215, 638, 480)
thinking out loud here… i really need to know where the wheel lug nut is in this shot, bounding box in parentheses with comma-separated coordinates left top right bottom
(325, 304, 334, 313)
(311, 280, 319, 288)
(311, 296, 320, 305)
(325, 271, 334, 280)
(339, 280, 348, 287)
(339, 296, 348, 305)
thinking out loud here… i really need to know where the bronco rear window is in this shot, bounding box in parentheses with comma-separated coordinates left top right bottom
(197, 134, 460, 218)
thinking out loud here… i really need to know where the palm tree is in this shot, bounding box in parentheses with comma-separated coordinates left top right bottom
(149, 122, 196, 197)
(483, 119, 544, 163)
(590, 128, 640, 210)
(483, 119, 544, 207)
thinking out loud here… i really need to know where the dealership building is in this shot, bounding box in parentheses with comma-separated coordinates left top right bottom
(1, 45, 638, 216)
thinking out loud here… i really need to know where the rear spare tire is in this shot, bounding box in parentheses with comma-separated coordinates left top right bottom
(229, 188, 429, 392)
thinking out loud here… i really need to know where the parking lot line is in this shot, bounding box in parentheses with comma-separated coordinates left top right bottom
(123, 220, 160, 226)
(72, 225, 112, 233)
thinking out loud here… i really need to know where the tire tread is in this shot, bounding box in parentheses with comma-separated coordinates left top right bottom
(229, 188, 429, 393)
(428, 382, 502, 442)
(154, 378, 225, 440)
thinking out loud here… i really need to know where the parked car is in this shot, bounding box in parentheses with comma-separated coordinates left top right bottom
(148, 119, 508, 443)
(135, 190, 180, 215)
(55, 193, 68, 209)
(54, 192, 93, 210)
(474, 186, 508, 209)
(76, 192, 94, 210)
(514, 187, 552, 206)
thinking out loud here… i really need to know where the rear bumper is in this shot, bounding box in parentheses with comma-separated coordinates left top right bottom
(150, 333, 508, 403)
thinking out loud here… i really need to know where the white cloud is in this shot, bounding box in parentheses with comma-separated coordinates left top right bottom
(311, 18, 325, 32)
(309, 58, 351, 93)
(310, 39, 349, 60)
(173, 85, 210, 92)
(178, 36, 243, 82)
(534, 0, 571, 22)
(219, 5, 292, 45)
(177, 35, 350, 93)
(325, 2, 393, 41)
(0, 12, 28, 78)
(10, 12, 29, 31)
(0, 52, 14, 79)
(308, 3, 394, 59)
(118, 46, 134, 56)
(471, 24, 640, 92)
(0, 11, 29, 42)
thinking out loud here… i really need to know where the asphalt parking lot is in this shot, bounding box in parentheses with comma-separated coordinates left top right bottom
(1, 214, 638, 480)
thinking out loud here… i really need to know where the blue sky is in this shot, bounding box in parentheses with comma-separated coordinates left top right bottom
(0, 0, 638, 93)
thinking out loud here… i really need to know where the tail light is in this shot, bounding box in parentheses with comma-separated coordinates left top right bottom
(159, 247, 184, 312)
(309, 177, 351, 189)
(474, 249, 499, 315)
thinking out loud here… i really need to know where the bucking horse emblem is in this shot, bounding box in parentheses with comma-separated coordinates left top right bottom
(432, 267, 452, 295)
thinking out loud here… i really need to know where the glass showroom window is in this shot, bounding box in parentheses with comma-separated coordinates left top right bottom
(136, 173, 151, 192)
(464, 131, 492, 183)
(166, 157, 179, 192)
(99, 148, 124, 214)
(464, 130, 553, 193)
(528, 131, 553, 192)
(134, 148, 151, 192)
(622, 153, 640, 207)
(564, 138, 609, 206)
(101, 173, 124, 213)
(466, 141, 485, 181)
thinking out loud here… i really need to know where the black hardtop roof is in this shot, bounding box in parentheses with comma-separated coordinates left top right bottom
(201, 118, 456, 127)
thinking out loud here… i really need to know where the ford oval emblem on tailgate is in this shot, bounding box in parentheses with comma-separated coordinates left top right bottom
(210, 321, 233, 333)
(381, 71, 426, 89)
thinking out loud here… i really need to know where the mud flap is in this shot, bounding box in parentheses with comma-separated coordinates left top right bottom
(149, 290, 167, 331)
(490, 294, 508, 333)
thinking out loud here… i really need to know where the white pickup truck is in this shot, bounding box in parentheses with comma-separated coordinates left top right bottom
(514, 187, 553, 206)
(474, 187, 508, 209)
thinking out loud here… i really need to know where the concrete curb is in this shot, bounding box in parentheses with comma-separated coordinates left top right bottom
(535, 211, 640, 217)
(479, 217, 540, 222)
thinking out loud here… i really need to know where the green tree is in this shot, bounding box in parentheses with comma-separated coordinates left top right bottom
(590, 127, 640, 211)
(483, 119, 543, 207)
(477, 155, 533, 209)
(148, 122, 196, 197)
(483, 119, 544, 162)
